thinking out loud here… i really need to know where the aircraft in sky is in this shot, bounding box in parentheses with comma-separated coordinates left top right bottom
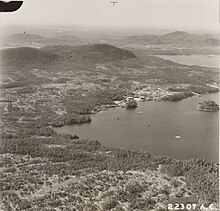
(110, 1, 118, 6)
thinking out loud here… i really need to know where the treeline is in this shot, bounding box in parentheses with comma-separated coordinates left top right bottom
(162, 91, 193, 102)
(188, 85, 219, 94)
(169, 85, 219, 94)
(51, 114, 91, 127)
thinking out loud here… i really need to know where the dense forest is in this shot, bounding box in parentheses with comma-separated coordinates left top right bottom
(1, 134, 218, 207)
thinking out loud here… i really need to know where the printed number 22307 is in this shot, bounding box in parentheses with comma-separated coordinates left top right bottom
(168, 203, 197, 210)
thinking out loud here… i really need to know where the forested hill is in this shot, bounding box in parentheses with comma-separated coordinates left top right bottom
(1, 44, 137, 65)
(41, 44, 137, 62)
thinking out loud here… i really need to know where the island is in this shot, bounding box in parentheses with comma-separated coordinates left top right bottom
(125, 97, 138, 109)
(198, 100, 219, 112)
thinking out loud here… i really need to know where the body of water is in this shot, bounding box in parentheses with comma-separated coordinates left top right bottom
(158, 55, 220, 68)
(57, 93, 219, 162)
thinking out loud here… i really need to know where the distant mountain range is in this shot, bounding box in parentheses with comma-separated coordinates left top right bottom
(124, 31, 220, 47)
(3, 33, 83, 47)
(3, 31, 219, 52)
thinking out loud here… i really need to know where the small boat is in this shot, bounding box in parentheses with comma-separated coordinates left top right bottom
(175, 136, 181, 139)
(117, 117, 120, 120)
(139, 111, 143, 114)
(147, 124, 150, 127)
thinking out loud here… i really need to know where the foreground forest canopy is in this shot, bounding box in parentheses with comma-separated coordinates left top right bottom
(0, 28, 219, 210)
(0, 136, 219, 210)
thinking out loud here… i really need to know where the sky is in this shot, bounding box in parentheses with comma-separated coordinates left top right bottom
(1, 0, 220, 32)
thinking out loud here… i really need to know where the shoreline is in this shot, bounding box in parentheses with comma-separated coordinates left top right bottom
(74, 91, 220, 120)
(54, 92, 219, 162)
(53, 91, 219, 127)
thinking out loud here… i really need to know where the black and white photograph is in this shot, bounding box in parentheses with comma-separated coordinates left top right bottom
(0, 0, 219, 210)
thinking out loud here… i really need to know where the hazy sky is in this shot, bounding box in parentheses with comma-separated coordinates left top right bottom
(1, 0, 220, 31)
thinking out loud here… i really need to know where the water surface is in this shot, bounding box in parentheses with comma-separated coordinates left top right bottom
(57, 93, 219, 161)
(158, 55, 220, 68)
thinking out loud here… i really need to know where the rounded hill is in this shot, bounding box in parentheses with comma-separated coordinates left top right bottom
(42, 44, 137, 62)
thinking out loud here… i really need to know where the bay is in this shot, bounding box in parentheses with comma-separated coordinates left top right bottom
(158, 55, 220, 68)
(56, 93, 219, 162)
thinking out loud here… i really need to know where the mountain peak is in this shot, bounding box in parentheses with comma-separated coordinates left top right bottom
(164, 31, 190, 37)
